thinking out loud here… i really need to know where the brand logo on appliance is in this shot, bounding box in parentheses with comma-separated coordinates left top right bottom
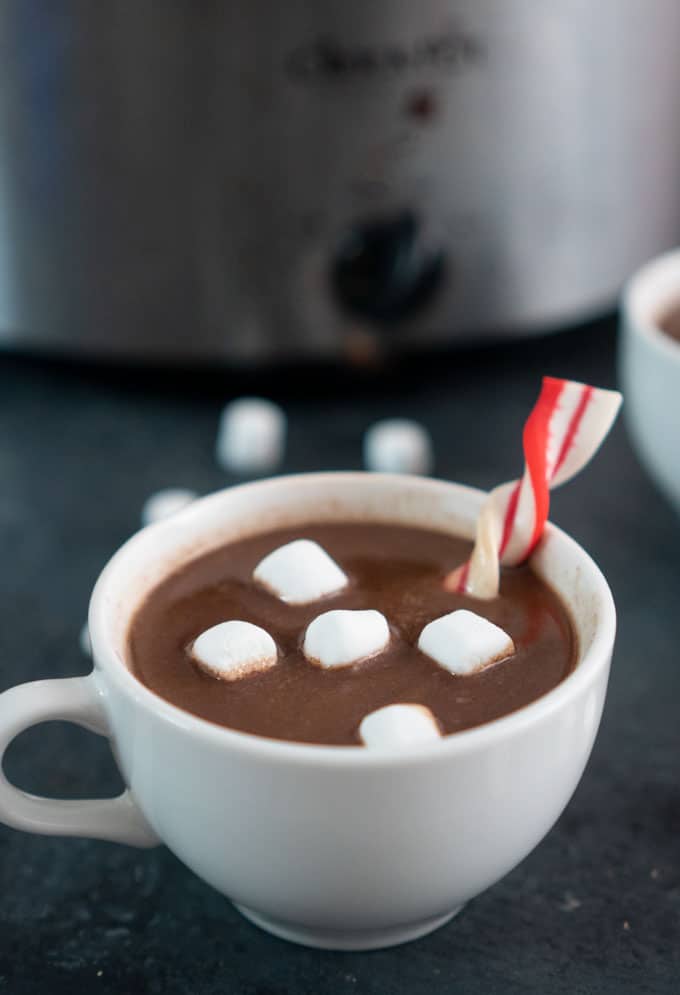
(286, 28, 484, 83)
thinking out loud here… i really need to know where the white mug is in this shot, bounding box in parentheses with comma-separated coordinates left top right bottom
(620, 248, 680, 511)
(0, 473, 615, 951)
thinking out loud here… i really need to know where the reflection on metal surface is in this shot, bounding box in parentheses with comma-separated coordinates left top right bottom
(0, 1, 679, 360)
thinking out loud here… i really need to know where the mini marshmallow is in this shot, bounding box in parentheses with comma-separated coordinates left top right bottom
(303, 609, 389, 669)
(216, 397, 286, 475)
(359, 704, 442, 748)
(190, 620, 277, 681)
(418, 609, 515, 676)
(363, 419, 433, 475)
(253, 539, 348, 605)
(141, 488, 197, 527)
(79, 622, 92, 658)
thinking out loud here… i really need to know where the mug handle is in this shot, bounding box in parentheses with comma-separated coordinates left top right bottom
(0, 675, 159, 847)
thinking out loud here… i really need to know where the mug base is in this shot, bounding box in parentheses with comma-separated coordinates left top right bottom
(234, 903, 464, 951)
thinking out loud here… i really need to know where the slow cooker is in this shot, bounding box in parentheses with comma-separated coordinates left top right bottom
(1, 0, 680, 362)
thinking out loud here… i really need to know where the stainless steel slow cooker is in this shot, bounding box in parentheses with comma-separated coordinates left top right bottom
(1, 0, 680, 362)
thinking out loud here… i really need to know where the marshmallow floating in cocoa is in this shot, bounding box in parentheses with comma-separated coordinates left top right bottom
(418, 609, 515, 676)
(190, 620, 277, 680)
(359, 704, 441, 748)
(141, 488, 197, 527)
(303, 608, 390, 669)
(216, 397, 286, 475)
(253, 539, 348, 605)
(363, 418, 433, 476)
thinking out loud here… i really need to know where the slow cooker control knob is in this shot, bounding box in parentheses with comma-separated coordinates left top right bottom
(331, 211, 445, 324)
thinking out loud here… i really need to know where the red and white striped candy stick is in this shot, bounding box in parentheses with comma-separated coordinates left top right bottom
(445, 377, 622, 599)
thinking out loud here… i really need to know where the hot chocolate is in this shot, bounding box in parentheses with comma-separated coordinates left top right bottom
(659, 304, 680, 343)
(128, 522, 576, 746)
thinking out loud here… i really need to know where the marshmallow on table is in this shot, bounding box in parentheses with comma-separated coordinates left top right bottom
(418, 609, 515, 676)
(190, 620, 277, 681)
(141, 488, 197, 527)
(253, 539, 348, 605)
(303, 609, 389, 669)
(216, 397, 286, 475)
(363, 419, 433, 476)
(360, 704, 441, 748)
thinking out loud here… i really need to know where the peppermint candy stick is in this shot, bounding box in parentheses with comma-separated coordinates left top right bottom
(446, 377, 622, 599)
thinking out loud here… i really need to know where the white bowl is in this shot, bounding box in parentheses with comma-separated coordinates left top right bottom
(620, 249, 680, 510)
(0, 473, 616, 950)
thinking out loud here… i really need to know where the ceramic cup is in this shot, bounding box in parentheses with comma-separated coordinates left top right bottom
(0, 473, 615, 951)
(620, 248, 680, 511)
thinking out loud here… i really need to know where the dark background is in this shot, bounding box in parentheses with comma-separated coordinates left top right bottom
(1, 317, 679, 994)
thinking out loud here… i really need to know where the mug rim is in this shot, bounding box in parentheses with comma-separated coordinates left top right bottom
(89, 472, 616, 768)
(623, 246, 680, 363)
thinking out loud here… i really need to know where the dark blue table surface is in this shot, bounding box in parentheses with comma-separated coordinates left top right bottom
(1, 318, 678, 994)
